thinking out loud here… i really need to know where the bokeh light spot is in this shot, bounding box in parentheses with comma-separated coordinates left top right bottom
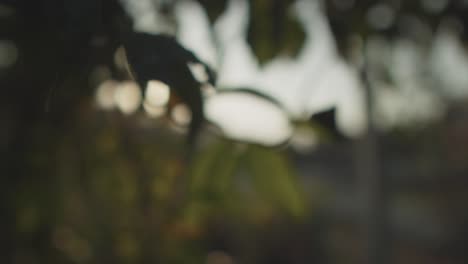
(96, 80, 119, 110)
(114, 81, 142, 115)
(171, 104, 192, 126)
(143, 102, 167, 118)
(145, 80, 170, 107)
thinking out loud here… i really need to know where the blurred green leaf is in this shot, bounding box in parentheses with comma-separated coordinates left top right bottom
(245, 145, 306, 217)
(189, 139, 241, 201)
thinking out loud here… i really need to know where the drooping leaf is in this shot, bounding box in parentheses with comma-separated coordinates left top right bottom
(189, 139, 241, 201)
(245, 145, 305, 217)
(180, 139, 242, 226)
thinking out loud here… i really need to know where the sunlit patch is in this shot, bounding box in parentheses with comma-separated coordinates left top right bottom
(205, 91, 293, 146)
(96, 80, 119, 110)
(364, 33, 449, 129)
(0, 40, 18, 68)
(304, 61, 367, 138)
(366, 4, 395, 30)
(187, 62, 209, 82)
(171, 104, 192, 126)
(206, 250, 235, 264)
(143, 102, 166, 118)
(114, 81, 142, 115)
(175, 0, 218, 68)
(374, 83, 444, 130)
(145, 80, 171, 107)
(214, 0, 260, 89)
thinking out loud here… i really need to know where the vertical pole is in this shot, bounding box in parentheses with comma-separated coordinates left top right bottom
(356, 41, 388, 264)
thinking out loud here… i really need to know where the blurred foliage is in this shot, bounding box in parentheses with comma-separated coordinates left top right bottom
(0, 0, 312, 262)
(8, 104, 310, 263)
(2, 0, 468, 263)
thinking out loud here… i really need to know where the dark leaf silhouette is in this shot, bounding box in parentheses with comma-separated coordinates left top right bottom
(123, 32, 216, 144)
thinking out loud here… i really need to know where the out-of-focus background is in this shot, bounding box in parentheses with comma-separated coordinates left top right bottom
(1, 0, 468, 263)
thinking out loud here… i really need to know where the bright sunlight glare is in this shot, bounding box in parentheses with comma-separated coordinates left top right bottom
(205, 91, 293, 146)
